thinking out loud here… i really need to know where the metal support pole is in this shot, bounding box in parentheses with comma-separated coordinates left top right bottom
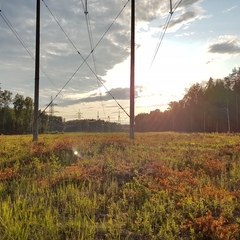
(169, 0, 173, 14)
(84, 0, 88, 14)
(33, 0, 40, 141)
(130, 0, 135, 139)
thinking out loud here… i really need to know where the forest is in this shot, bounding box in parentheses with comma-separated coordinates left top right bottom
(1, 67, 240, 134)
(0, 90, 122, 134)
(135, 67, 240, 133)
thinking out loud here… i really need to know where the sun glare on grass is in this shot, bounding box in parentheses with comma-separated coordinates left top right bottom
(72, 147, 82, 158)
(74, 150, 78, 156)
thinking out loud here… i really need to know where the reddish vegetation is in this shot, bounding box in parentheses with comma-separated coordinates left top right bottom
(0, 133, 240, 239)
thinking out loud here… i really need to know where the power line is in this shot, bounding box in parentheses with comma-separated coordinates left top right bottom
(42, 0, 130, 85)
(39, 57, 130, 119)
(42, 0, 82, 57)
(1, 1, 130, 119)
(0, 10, 35, 60)
(0, 9, 57, 88)
(41, 0, 130, 118)
(149, 14, 172, 70)
(173, 0, 183, 13)
(81, 0, 106, 120)
(77, 109, 83, 119)
(0, 8, 82, 123)
(149, 0, 183, 69)
(0, 8, 83, 124)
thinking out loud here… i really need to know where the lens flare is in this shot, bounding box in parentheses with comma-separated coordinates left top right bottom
(74, 150, 78, 156)
(72, 147, 82, 158)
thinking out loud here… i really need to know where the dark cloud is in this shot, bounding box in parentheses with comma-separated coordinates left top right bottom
(180, 0, 203, 7)
(0, 0, 131, 94)
(58, 86, 144, 107)
(169, 10, 197, 28)
(155, 0, 203, 32)
(208, 40, 240, 54)
(79, 87, 130, 103)
(0, 0, 204, 113)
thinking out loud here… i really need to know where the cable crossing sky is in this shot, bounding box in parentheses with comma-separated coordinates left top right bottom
(81, 0, 106, 119)
(149, 0, 183, 69)
(1, 0, 184, 122)
(41, 0, 130, 119)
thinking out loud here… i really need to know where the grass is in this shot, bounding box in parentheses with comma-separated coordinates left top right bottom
(0, 132, 240, 239)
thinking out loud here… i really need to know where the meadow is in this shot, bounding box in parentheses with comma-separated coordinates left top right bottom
(0, 132, 240, 239)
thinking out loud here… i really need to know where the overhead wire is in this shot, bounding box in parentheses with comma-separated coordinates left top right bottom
(149, 0, 183, 69)
(173, 0, 183, 12)
(0, 10, 35, 60)
(149, 14, 172, 70)
(81, 0, 106, 120)
(83, 0, 130, 64)
(0, 9, 58, 89)
(0, 8, 79, 121)
(40, 0, 130, 118)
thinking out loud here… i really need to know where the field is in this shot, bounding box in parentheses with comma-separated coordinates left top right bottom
(0, 132, 240, 239)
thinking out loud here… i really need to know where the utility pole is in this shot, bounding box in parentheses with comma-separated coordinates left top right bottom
(84, 0, 88, 14)
(33, 0, 40, 141)
(118, 111, 121, 124)
(49, 96, 58, 117)
(77, 109, 82, 120)
(169, 0, 173, 14)
(130, 0, 135, 139)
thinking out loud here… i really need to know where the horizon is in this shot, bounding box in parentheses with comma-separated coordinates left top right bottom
(1, 0, 240, 124)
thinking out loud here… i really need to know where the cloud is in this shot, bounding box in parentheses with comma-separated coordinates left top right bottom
(180, 0, 203, 7)
(58, 86, 143, 107)
(169, 10, 197, 28)
(223, 6, 237, 14)
(208, 36, 240, 55)
(0, 0, 206, 113)
(1, 1, 130, 83)
(84, 87, 131, 103)
(155, 0, 205, 33)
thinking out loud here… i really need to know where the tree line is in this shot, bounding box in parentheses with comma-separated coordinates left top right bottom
(2, 67, 240, 134)
(135, 67, 240, 133)
(0, 88, 34, 134)
(0, 87, 122, 134)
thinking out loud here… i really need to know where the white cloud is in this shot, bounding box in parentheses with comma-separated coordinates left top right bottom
(223, 6, 237, 14)
(1, 0, 239, 122)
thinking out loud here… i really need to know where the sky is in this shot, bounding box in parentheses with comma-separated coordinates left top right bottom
(0, 0, 240, 124)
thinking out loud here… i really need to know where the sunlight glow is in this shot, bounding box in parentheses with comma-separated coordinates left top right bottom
(74, 150, 78, 156)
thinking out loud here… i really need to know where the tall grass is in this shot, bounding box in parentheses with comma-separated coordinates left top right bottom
(0, 132, 239, 239)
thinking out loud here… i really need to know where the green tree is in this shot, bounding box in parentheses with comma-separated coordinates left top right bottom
(206, 79, 232, 132)
(13, 94, 25, 133)
(38, 111, 49, 134)
(230, 67, 240, 131)
(183, 83, 205, 132)
(23, 97, 33, 133)
(0, 87, 13, 133)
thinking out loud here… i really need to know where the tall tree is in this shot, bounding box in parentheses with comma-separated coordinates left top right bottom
(0, 87, 13, 133)
(230, 67, 240, 131)
(183, 83, 204, 132)
(23, 97, 34, 133)
(13, 94, 25, 133)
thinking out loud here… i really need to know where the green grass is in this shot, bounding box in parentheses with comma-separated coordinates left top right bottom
(0, 132, 240, 239)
